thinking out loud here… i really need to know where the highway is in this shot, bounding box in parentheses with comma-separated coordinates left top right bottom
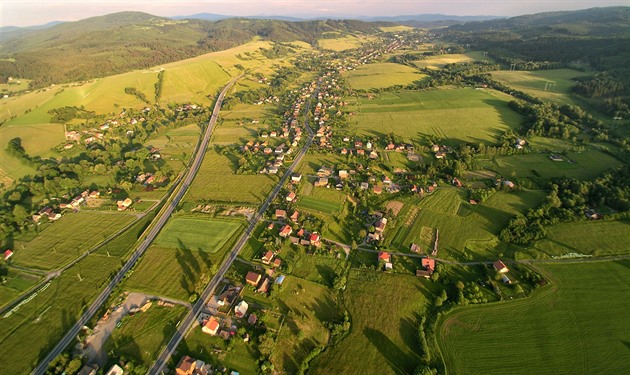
(30, 76, 241, 375)
(148, 81, 319, 374)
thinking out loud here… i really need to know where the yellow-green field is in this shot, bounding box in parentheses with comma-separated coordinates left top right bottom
(344, 63, 428, 90)
(348, 88, 522, 144)
(438, 260, 630, 374)
(0, 79, 31, 94)
(379, 26, 414, 32)
(318, 35, 375, 51)
(413, 53, 475, 70)
(491, 69, 591, 105)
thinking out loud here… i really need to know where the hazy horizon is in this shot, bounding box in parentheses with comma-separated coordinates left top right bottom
(1, 0, 628, 28)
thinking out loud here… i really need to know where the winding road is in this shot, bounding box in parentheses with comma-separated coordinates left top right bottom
(30, 76, 241, 375)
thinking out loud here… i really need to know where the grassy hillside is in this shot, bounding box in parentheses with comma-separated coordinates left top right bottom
(437, 260, 630, 374)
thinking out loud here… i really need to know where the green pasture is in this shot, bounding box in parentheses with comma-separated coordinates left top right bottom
(312, 271, 435, 375)
(185, 149, 277, 205)
(160, 60, 230, 105)
(13, 211, 136, 270)
(388, 189, 546, 259)
(528, 220, 630, 258)
(105, 304, 187, 367)
(349, 88, 522, 144)
(413, 53, 475, 70)
(344, 63, 428, 90)
(0, 270, 41, 308)
(155, 217, 242, 253)
(491, 69, 591, 105)
(0, 254, 122, 375)
(437, 260, 630, 374)
(297, 196, 343, 215)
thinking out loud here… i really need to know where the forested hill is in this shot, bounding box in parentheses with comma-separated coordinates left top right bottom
(448, 6, 629, 36)
(0, 12, 385, 87)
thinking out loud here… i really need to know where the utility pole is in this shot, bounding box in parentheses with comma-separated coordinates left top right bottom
(510, 63, 516, 71)
(544, 81, 556, 91)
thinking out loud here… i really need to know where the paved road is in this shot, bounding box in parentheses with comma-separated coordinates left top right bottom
(148, 81, 319, 375)
(30, 77, 241, 375)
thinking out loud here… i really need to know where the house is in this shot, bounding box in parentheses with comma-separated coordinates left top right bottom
(435, 151, 446, 159)
(373, 185, 382, 195)
(452, 178, 462, 187)
(431, 144, 440, 152)
(273, 258, 282, 268)
(257, 278, 270, 293)
(290, 211, 299, 221)
(421, 257, 435, 272)
(315, 177, 328, 187)
(338, 170, 349, 180)
(374, 218, 387, 233)
(267, 223, 275, 230)
(503, 180, 515, 189)
(585, 209, 602, 220)
(202, 316, 220, 335)
(279, 225, 293, 238)
(235, 300, 249, 318)
(549, 154, 564, 162)
(360, 182, 369, 190)
(317, 166, 333, 177)
(176, 355, 196, 375)
(117, 198, 133, 211)
(248, 313, 258, 325)
(289, 236, 300, 244)
(286, 192, 297, 202)
(378, 252, 391, 263)
(309, 233, 321, 246)
(78, 366, 97, 375)
(275, 209, 287, 219)
(4, 250, 14, 261)
(262, 251, 274, 264)
(493, 260, 509, 273)
(291, 174, 302, 183)
(245, 272, 262, 287)
(383, 176, 392, 184)
(105, 364, 124, 375)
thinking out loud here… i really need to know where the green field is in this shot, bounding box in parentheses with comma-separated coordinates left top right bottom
(413, 53, 475, 70)
(491, 69, 592, 105)
(0, 79, 31, 94)
(345, 63, 428, 90)
(297, 189, 345, 215)
(527, 220, 630, 258)
(0, 270, 41, 307)
(145, 123, 201, 173)
(155, 217, 242, 253)
(13, 211, 136, 270)
(160, 60, 230, 105)
(348, 88, 522, 144)
(388, 189, 546, 260)
(105, 304, 187, 367)
(312, 271, 434, 374)
(0, 254, 122, 375)
(318, 35, 375, 51)
(185, 149, 277, 205)
(438, 261, 630, 374)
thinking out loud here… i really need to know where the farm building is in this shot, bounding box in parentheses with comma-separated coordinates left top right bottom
(493, 260, 509, 273)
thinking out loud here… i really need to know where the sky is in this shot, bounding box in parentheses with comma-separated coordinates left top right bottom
(1, 0, 628, 27)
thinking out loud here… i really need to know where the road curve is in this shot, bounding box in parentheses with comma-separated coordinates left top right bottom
(30, 76, 241, 375)
(148, 81, 319, 375)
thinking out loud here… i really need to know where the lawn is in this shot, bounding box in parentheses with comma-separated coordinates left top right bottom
(0, 254, 122, 375)
(344, 63, 428, 90)
(185, 149, 277, 205)
(311, 271, 435, 375)
(349, 88, 522, 145)
(104, 304, 188, 367)
(491, 68, 592, 105)
(155, 217, 243, 253)
(437, 260, 630, 375)
(12, 211, 136, 270)
(528, 220, 630, 258)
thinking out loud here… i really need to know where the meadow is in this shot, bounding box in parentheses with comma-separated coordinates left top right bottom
(491, 68, 591, 105)
(318, 35, 374, 51)
(155, 217, 243, 253)
(413, 53, 475, 70)
(344, 63, 428, 90)
(185, 149, 277, 205)
(348, 88, 522, 144)
(0, 269, 41, 308)
(0, 253, 123, 375)
(387, 188, 546, 260)
(311, 271, 435, 374)
(12, 211, 136, 270)
(104, 304, 188, 367)
(527, 220, 630, 258)
(437, 260, 630, 374)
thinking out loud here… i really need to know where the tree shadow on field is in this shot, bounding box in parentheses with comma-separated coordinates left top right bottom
(176, 239, 201, 294)
(622, 340, 630, 351)
(363, 327, 410, 374)
(482, 98, 521, 128)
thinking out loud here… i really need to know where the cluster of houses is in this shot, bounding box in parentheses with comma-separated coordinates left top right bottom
(31, 189, 102, 224)
(431, 144, 450, 159)
(367, 214, 388, 242)
(175, 354, 236, 375)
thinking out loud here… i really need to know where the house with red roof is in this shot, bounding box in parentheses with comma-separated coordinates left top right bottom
(422, 257, 435, 272)
(245, 272, 262, 287)
(286, 192, 297, 202)
(279, 225, 293, 238)
(290, 211, 299, 221)
(202, 316, 220, 336)
(275, 209, 286, 219)
(4, 250, 13, 260)
(309, 233, 321, 246)
(493, 260, 509, 273)
(262, 251, 274, 264)
(378, 252, 391, 263)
